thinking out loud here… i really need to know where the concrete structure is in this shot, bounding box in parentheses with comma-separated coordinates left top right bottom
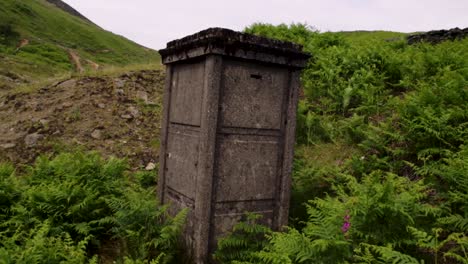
(158, 28, 310, 263)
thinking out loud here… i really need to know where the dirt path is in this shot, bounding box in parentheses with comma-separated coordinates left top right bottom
(68, 50, 84, 73)
(15, 39, 29, 53)
(85, 59, 100, 70)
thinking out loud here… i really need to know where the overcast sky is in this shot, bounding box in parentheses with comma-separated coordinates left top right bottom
(62, 0, 468, 50)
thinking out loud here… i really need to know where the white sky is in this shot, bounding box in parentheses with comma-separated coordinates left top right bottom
(62, 0, 468, 50)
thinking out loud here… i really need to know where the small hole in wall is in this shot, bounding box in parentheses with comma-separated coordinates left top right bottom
(250, 74, 262, 80)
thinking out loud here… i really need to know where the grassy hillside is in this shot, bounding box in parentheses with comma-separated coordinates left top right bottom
(0, 0, 160, 90)
(337, 30, 407, 43)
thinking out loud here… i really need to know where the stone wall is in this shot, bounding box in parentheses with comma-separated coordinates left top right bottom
(407, 27, 468, 45)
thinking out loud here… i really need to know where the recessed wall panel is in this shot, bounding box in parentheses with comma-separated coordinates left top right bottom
(165, 129, 199, 199)
(215, 135, 280, 202)
(221, 60, 288, 129)
(169, 61, 205, 126)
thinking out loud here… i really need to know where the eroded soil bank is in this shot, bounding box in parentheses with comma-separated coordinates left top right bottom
(0, 70, 165, 170)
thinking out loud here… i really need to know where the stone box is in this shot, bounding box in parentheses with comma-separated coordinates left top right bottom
(158, 28, 310, 263)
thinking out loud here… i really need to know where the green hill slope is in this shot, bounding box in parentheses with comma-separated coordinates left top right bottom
(0, 0, 160, 90)
(235, 23, 468, 263)
(337, 30, 407, 43)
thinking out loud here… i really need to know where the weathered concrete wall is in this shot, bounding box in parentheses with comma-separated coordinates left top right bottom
(407, 27, 468, 45)
(158, 28, 310, 263)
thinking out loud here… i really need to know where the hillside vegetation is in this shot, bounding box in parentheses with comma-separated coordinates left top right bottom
(214, 23, 468, 263)
(0, 0, 160, 91)
(1, 21, 468, 263)
(0, 152, 188, 263)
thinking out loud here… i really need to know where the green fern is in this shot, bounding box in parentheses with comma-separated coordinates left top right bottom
(409, 227, 468, 263)
(438, 215, 468, 232)
(1, 151, 185, 263)
(0, 163, 21, 224)
(354, 243, 422, 264)
(0, 220, 89, 264)
(213, 213, 272, 263)
(443, 232, 468, 264)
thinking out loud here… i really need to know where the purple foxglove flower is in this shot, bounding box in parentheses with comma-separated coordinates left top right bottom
(341, 221, 351, 233)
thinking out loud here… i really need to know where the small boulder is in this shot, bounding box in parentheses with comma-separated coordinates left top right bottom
(56, 79, 77, 89)
(62, 102, 73, 108)
(114, 79, 126, 88)
(127, 106, 139, 118)
(24, 133, 43, 147)
(0, 143, 16, 149)
(145, 162, 156, 171)
(136, 91, 148, 103)
(39, 119, 49, 126)
(116, 89, 125, 96)
(121, 114, 133, 120)
(91, 129, 102, 139)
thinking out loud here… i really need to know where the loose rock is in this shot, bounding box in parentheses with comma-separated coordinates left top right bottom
(136, 91, 148, 103)
(24, 133, 43, 147)
(127, 106, 139, 118)
(62, 102, 73, 108)
(114, 79, 126, 88)
(91, 129, 102, 139)
(39, 119, 49, 126)
(0, 143, 16, 149)
(116, 89, 125, 95)
(145, 162, 156, 171)
(121, 114, 133, 120)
